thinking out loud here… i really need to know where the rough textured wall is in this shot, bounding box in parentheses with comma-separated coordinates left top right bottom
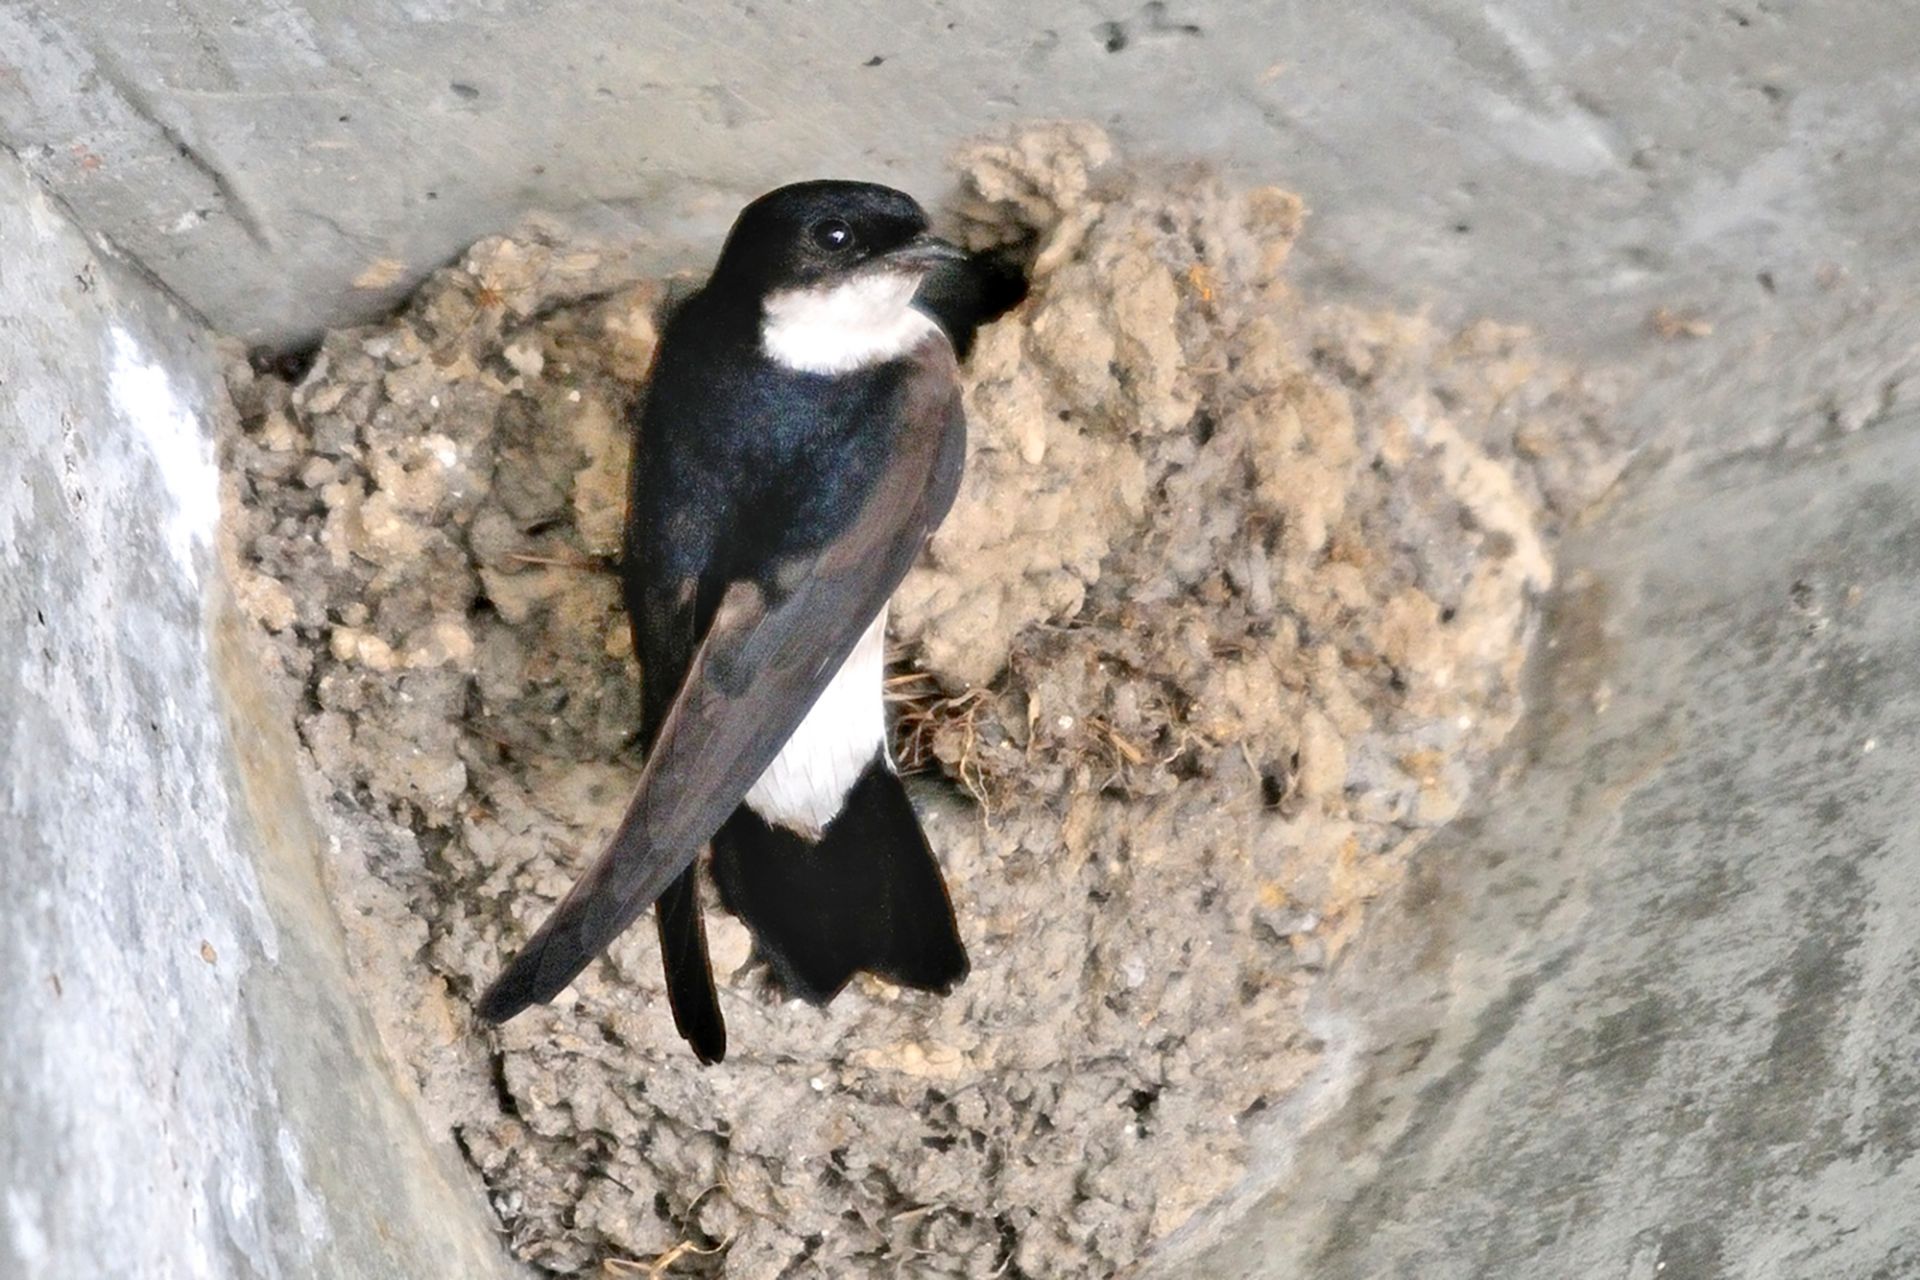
(9, 2, 1920, 1277)
(1149, 413, 1920, 1280)
(0, 152, 521, 1280)
(6, 0, 1920, 385)
(213, 127, 1616, 1277)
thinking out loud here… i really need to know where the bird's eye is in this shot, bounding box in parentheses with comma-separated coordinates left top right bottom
(810, 218, 855, 251)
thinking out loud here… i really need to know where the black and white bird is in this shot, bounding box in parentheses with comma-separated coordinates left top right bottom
(476, 181, 1024, 1063)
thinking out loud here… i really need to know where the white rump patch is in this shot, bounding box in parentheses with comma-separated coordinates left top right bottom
(762, 271, 938, 374)
(745, 609, 890, 837)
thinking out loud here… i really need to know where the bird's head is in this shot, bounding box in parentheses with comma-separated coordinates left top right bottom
(708, 180, 967, 374)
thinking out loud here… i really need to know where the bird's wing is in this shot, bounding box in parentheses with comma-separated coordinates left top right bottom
(477, 343, 966, 1022)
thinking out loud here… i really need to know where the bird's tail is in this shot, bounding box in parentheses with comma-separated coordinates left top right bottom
(656, 866, 726, 1063)
(710, 753, 968, 1004)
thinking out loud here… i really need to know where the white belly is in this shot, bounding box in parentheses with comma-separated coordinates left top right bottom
(744, 609, 888, 837)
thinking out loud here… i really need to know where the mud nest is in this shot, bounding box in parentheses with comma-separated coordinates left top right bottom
(220, 124, 1618, 1277)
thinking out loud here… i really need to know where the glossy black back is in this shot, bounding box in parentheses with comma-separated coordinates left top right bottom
(624, 284, 923, 611)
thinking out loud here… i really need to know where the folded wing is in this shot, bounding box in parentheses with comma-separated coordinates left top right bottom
(476, 342, 966, 1022)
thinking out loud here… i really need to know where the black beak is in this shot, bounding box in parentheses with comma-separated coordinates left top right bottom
(888, 233, 970, 270)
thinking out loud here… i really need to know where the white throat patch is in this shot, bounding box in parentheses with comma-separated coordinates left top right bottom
(762, 271, 938, 374)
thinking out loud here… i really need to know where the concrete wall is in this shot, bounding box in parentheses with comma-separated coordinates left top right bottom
(1149, 408, 1920, 1280)
(4, 0, 1917, 393)
(6, 2, 1920, 1277)
(0, 153, 520, 1280)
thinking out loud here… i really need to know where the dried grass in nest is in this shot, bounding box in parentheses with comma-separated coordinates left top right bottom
(883, 659, 997, 810)
(886, 640, 1187, 817)
(600, 1239, 726, 1278)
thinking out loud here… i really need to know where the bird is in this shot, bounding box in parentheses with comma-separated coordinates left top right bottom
(475, 180, 1025, 1062)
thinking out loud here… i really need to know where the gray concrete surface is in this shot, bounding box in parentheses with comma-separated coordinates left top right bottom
(1147, 419, 1920, 1279)
(7, 1, 1920, 1277)
(3, 0, 1918, 432)
(0, 152, 521, 1280)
